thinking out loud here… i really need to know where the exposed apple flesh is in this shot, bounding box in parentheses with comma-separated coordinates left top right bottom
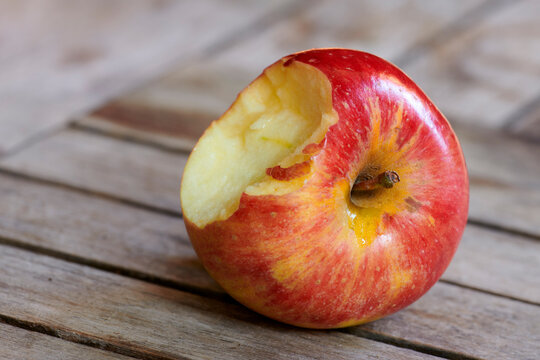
(181, 49, 469, 329)
(182, 60, 337, 227)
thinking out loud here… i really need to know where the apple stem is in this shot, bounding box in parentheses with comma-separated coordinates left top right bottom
(351, 170, 400, 193)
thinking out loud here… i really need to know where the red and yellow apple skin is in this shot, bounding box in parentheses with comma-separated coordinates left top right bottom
(183, 49, 469, 329)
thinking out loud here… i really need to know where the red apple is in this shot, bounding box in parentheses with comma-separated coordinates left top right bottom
(181, 48, 468, 329)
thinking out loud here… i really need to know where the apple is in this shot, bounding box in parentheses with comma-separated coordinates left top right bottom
(180, 48, 468, 329)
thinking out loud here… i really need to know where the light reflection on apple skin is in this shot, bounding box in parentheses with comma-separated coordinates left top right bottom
(377, 73, 451, 156)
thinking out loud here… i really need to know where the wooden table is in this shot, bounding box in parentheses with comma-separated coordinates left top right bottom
(1, 1, 539, 359)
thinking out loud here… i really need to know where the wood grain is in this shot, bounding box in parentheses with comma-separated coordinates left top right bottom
(0, 171, 538, 306)
(354, 283, 540, 360)
(455, 125, 540, 238)
(0, 245, 438, 360)
(78, 0, 485, 151)
(506, 96, 540, 142)
(443, 225, 540, 304)
(402, 0, 540, 129)
(0, 0, 294, 155)
(1, 129, 186, 214)
(0, 323, 135, 360)
(0, 172, 220, 295)
(1, 1, 538, 358)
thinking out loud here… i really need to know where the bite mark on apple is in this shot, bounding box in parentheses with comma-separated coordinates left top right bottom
(266, 161, 311, 181)
(182, 60, 338, 227)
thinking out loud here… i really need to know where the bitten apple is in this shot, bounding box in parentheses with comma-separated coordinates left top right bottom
(181, 48, 468, 329)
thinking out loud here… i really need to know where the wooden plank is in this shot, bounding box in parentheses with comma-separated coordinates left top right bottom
(402, 0, 540, 129)
(505, 96, 540, 142)
(353, 283, 540, 360)
(0, 0, 294, 155)
(0, 245, 438, 360)
(0, 170, 538, 305)
(78, 0, 485, 151)
(3, 122, 539, 238)
(1, 129, 186, 214)
(455, 125, 540, 238)
(509, 115, 540, 143)
(444, 225, 540, 304)
(0, 323, 135, 360)
(0, 172, 220, 295)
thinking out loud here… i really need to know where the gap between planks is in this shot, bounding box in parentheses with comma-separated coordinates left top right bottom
(503, 92, 540, 142)
(176, 0, 322, 65)
(393, 0, 513, 67)
(0, 233, 227, 302)
(0, 167, 180, 219)
(342, 328, 482, 360)
(0, 313, 181, 360)
(438, 279, 539, 307)
(0, 321, 137, 360)
(467, 218, 540, 242)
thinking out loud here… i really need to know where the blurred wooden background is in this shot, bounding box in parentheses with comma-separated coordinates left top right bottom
(0, 1, 538, 359)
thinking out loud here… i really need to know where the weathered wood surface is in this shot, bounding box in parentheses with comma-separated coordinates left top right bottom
(0, 323, 135, 360)
(456, 125, 540, 237)
(1, 1, 539, 359)
(404, 0, 540, 129)
(2, 123, 539, 239)
(0, 172, 221, 295)
(0, 245, 439, 360)
(0, 0, 295, 155)
(0, 170, 538, 306)
(444, 225, 540, 304)
(79, 0, 486, 151)
(506, 96, 540, 142)
(355, 283, 540, 360)
(1, 129, 186, 214)
(1, 244, 537, 360)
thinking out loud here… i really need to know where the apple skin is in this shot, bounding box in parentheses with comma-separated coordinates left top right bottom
(183, 49, 469, 329)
